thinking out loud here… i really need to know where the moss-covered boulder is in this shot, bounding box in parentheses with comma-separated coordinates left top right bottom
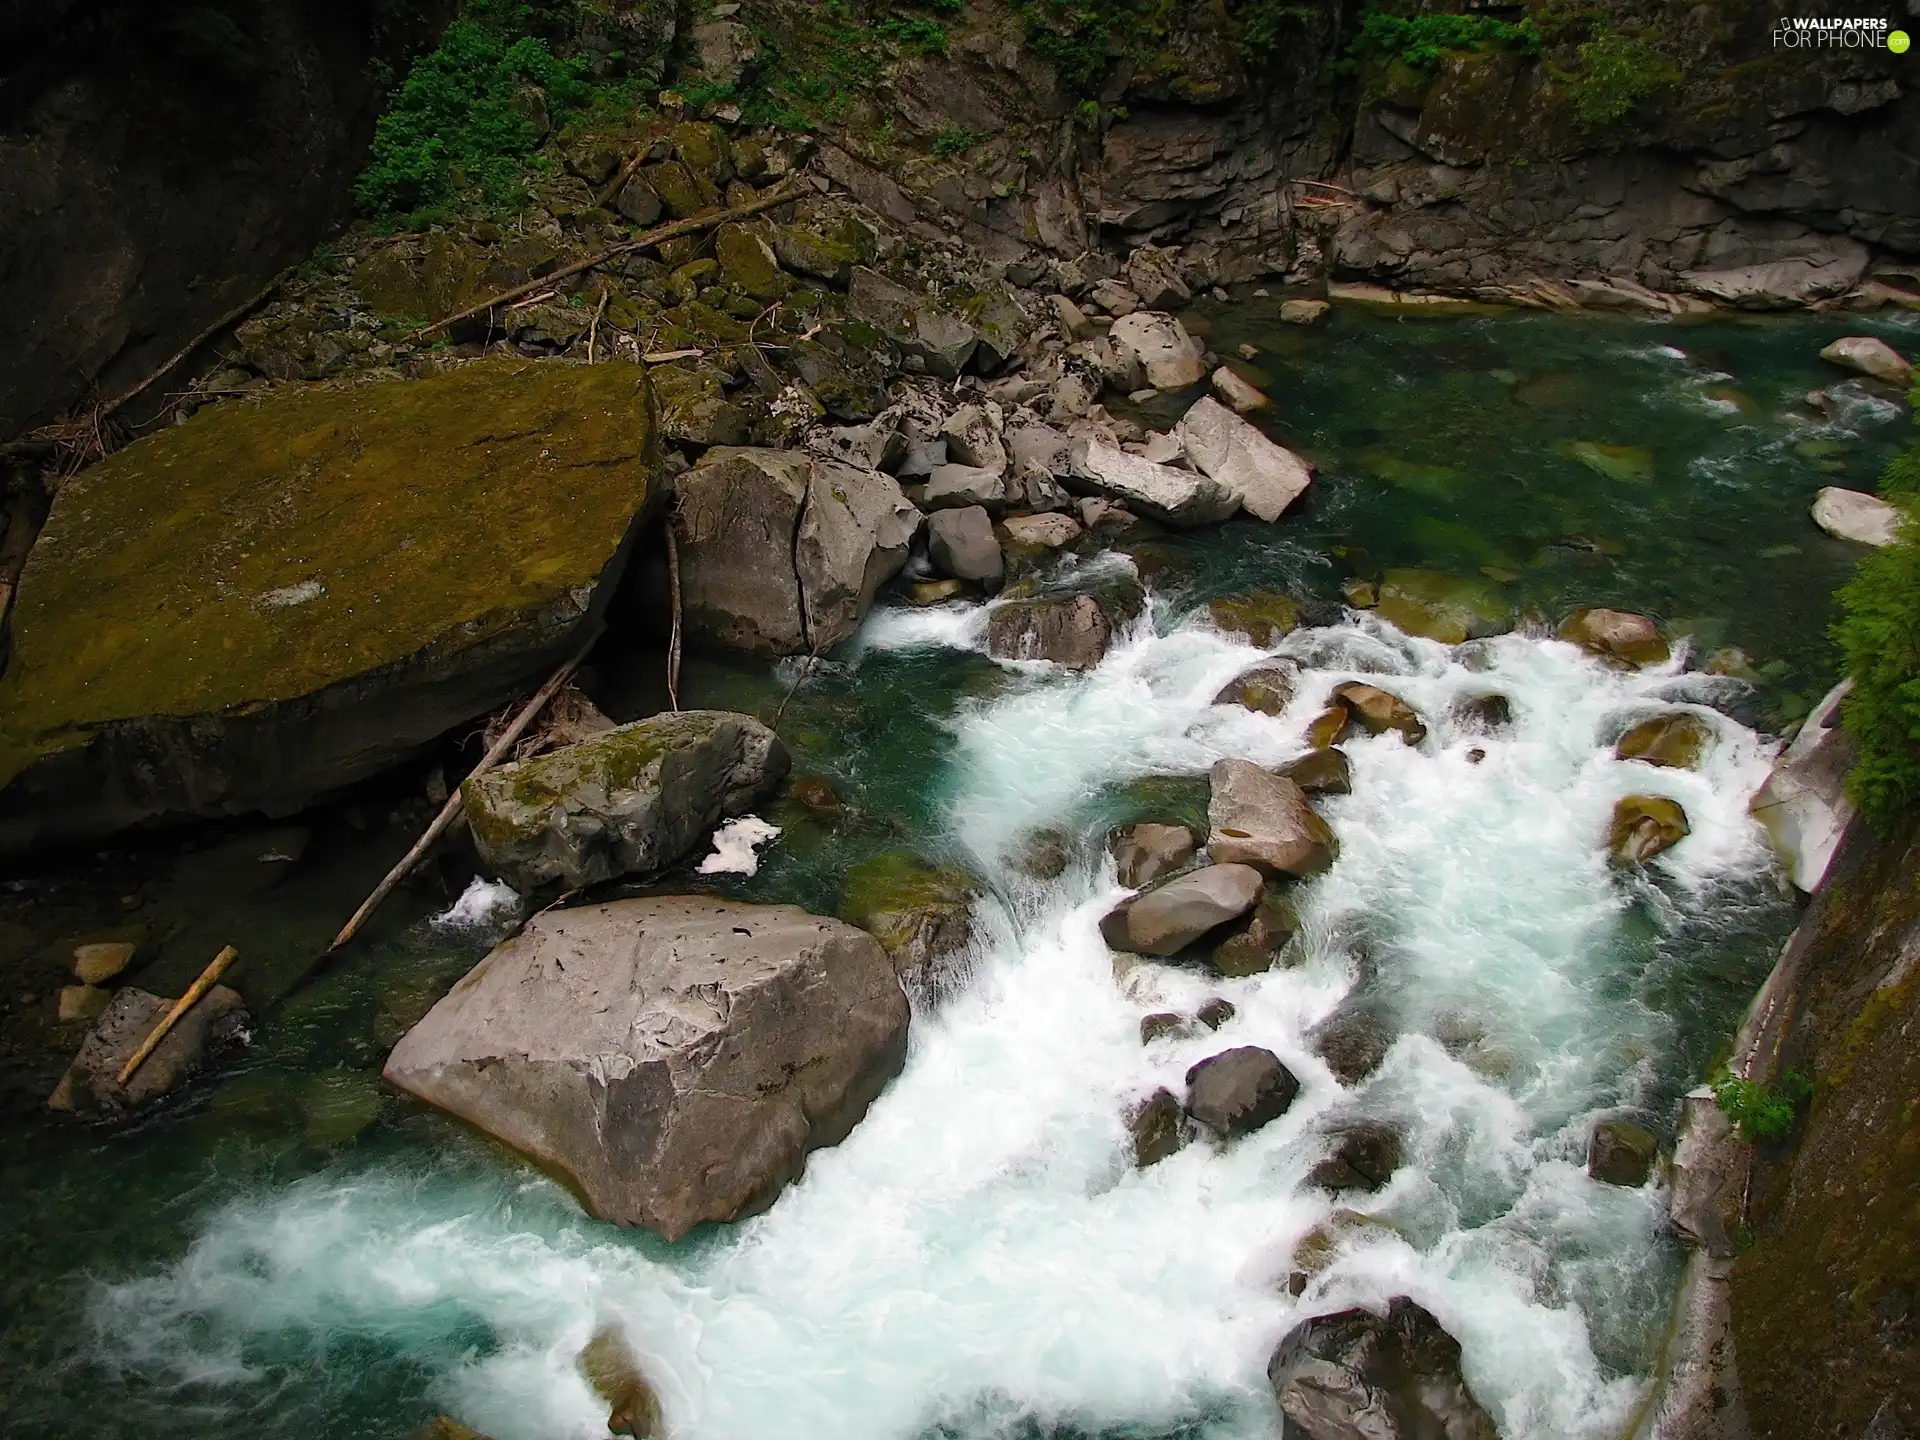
(1207, 589, 1300, 646)
(840, 850, 982, 981)
(1609, 794, 1689, 866)
(714, 223, 788, 302)
(1615, 711, 1714, 769)
(1373, 568, 1509, 644)
(0, 360, 659, 855)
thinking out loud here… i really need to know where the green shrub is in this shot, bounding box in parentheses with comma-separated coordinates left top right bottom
(1835, 419, 1920, 825)
(1356, 6, 1538, 70)
(1562, 28, 1680, 126)
(1712, 1067, 1814, 1142)
(1232, 0, 1318, 56)
(875, 14, 949, 53)
(932, 123, 988, 156)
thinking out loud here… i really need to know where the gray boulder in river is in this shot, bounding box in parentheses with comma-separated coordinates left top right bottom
(383, 896, 909, 1240)
(1268, 1298, 1497, 1440)
(672, 446, 922, 655)
(1206, 759, 1338, 877)
(0, 358, 660, 857)
(463, 711, 788, 891)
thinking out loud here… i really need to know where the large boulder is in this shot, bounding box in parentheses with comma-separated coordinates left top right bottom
(1588, 1116, 1659, 1187)
(926, 506, 1005, 589)
(0, 359, 659, 856)
(1751, 678, 1856, 893)
(1609, 794, 1690, 866)
(1207, 589, 1301, 646)
(840, 850, 981, 981)
(48, 984, 250, 1114)
(1559, 608, 1669, 668)
(463, 711, 788, 891)
(1174, 396, 1313, 522)
(1277, 748, 1352, 796)
(1108, 311, 1207, 390)
(673, 448, 920, 656)
(1129, 1086, 1189, 1167)
(1331, 682, 1427, 744)
(1214, 661, 1296, 716)
(383, 896, 909, 1240)
(1615, 711, 1713, 769)
(1309, 1123, 1404, 1192)
(1108, 822, 1196, 888)
(1101, 862, 1265, 956)
(1067, 437, 1238, 527)
(1268, 1298, 1497, 1440)
(1185, 1046, 1300, 1137)
(1207, 759, 1338, 877)
(1373, 569, 1509, 645)
(1818, 335, 1913, 386)
(988, 594, 1115, 670)
(848, 267, 978, 378)
(1811, 487, 1904, 547)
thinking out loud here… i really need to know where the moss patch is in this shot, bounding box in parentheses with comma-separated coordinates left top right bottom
(0, 359, 657, 790)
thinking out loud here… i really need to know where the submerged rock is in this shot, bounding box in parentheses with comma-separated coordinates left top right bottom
(1211, 366, 1271, 414)
(1560, 608, 1669, 668)
(1287, 1209, 1392, 1294)
(1609, 794, 1690, 866)
(1589, 1116, 1659, 1187)
(1268, 1298, 1497, 1440)
(1129, 1086, 1189, 1167)
(1206, 589, 1301, 646)
(988, 594, 1114, 670)
(1209, 890, 1301, 976)
(49, 984, 250, 1114)
(1309, 1123, 1404, 1192)
(464, 711, 788, 891)
(1811, 486, 1904, 547)
(1451, 693, 1513, 733)
(384, 897, 908, 1240)
(1331, 682, 1427, 744)
(1141, 1011, 1188, 1044)
(1108, 822, 1197, 889)
(1067, 437, 1238, 527)
(1373, 569, 1509, 645)
(1312, 999, 1395, 1086)
(1102, 863, 1265, 956)
(581, 1325, 665, 1439)
(840, 850, 981, 980)
(1208, 760, 1338, 877)
(1214, 661, 1297, 716)
(1185, 1046, 1300, 1137)
(1174, 396, 1312, 521)
(1615, 711, 1713, 769)
(0, 359, 660, 856)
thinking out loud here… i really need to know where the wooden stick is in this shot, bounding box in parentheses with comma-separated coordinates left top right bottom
(103, 265, 296, 423)
(594, 147, 654, 210)
(324, 642, 591, 953)
(409, 181, 803, 342)
(116, 946, 238, 1088)
(666, 525, 683, 712)
(586, 289, 610, 364)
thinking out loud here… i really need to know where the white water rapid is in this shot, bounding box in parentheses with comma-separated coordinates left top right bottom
(89, 591, 1785, 1440)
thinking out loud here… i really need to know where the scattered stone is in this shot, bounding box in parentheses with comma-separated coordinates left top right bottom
(849, 266, 979, 377)
(1208, 759, 1338, 877)
(691, 17, 759, 88)
(1130, 1087, 1188, 1167)
(1126, 247, 1192, 310)
(1140, 1012, 1187, 1045)
(1185, 1046, 1300, 1137)
(1306, 703, 1354, 750)
(941, 405, 1009, 474)
(893, 435, 948, 478)
(909, 578, 966, 605)
(1615, 712, 1713, 769)
(1175, 396, 1311, 521)
(1141, 430, 1184, 465)
(1051, 294, 1097, 341)
(301, 1070, 388, 1147)
(1812, 487, 1904, 547)
(72, 940, 137, 985)
(1277, 748, 1352, 796)
(713, 223, 786, 301)
(772, 225, 859, 286)
(1312, 1001, 1395, 1085)
(988, 594, 1114, 669)
(582, 1325, 665, 1439)
(1007, 419, 1073, 477)
(1560, 608, 1669, 668)
(926, 506, 1005, 590)
(1207, 589, 1300, 645)
(1451, 693, 1513, 733)
(1090, 278, 1141, 316)
(1210, 891, 1301, 976)
(1268, 1299, 1497, 1440)
(49, 984, 250, 1114)
(1609, 794, 1690, 866)
(1287, 1209, 1390, 1294)
(463, 711, 788, 891)
(1077, 496, 1139, 531)
(1197, 997, 1236, 1029)
(1000, 512, 1084, 549)
(1330, 682, 1427, 745)
(1309, 1123, 1404, 1192)
(1068, 437, 1237, 527)
(1280, 298, 1331, 326)
(1589, 1117, 1660, 1187)
(1102, 863, 1265, 956)
(1108, 311, 1207, 390)
(1819, 335, 1913, 386)
(920, 463, 1008, 513)
(1108, 822, 1197, 889)
(1210, 366, 1271, 414)
(1214, 661, 1296, 716)
(57, 984, 111, 1023)
(841, 850, 981, 980)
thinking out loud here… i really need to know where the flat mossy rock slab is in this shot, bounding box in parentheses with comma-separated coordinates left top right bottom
(0, 359, 658, 854)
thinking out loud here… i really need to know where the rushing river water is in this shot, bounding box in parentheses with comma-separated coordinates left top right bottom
(0, 307, 1913, 1439)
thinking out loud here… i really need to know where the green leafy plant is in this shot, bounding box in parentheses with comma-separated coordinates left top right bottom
(932, 123, 988, 156)
(875, 14, 949, 53)
(1356, 6, 1538, 70)
(1835, 414, 1920, 825)
(1711, 1067, 1814, 1142)
(1562, 28, 1680, 126)
(1232, 0, 1317, 56)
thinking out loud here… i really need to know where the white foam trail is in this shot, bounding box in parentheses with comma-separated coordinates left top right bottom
(697, 816, 782, 876)
(90, 607, 1782, 1440)
(429, 877, 524, 933)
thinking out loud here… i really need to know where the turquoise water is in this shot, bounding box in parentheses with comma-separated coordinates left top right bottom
(0, 306, 1910, 1440)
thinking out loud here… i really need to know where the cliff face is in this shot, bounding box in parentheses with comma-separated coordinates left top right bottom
(1729, 812, 1920, 1437)
(0, 0, 410, 436)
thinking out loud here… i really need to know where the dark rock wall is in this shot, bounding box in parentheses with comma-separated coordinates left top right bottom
(1730, 812, 1920, 1438)
(0, 0, 416, 436)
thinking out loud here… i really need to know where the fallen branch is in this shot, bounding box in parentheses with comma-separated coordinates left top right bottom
(324, 641, 593, 954)
(103, 265, 296, 423)
(410, 181, 804, 343)
(666, 525, 683, 712)
(586, 289, 611, 365)
(594, 147, 654, 210)
(116, 945, 238, 1088)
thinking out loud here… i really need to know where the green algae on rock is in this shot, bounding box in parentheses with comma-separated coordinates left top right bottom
(0, 358, 659, 855)
(840, 849, 982, 982)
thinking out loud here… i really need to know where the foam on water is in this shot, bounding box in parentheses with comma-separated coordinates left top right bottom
(89, 604, 1783, 1440)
